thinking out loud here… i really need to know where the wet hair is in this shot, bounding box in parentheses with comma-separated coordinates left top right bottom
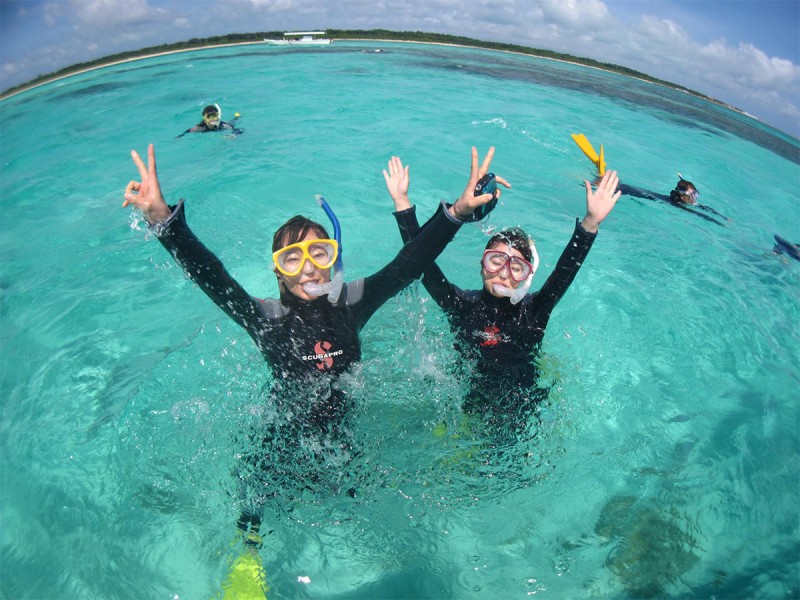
(272, 216, 330, 252)
(485, 227, 532, 263)
(674, 179, 697, 194)
(202, 105, 219, 117)
(670, 178, 698, 203)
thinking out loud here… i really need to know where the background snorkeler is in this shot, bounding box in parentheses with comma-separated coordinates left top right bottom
(572, 133, 727, 226)
(178, 103, 244, 137)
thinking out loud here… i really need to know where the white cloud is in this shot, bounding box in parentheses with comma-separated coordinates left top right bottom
(3, 62, 20, 76)
(244, 0, 295, 8)
(538, 0, 609, 26)
(70, 0, 166, 27)
(710, 43, 799, 88)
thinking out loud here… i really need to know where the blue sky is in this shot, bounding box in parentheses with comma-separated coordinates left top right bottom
(1, 0, 798, 137)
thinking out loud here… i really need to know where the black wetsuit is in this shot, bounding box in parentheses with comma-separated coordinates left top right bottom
(178, 120, 243, 137)
(151, 199, 466, 528)
(154, 200, 463, 427)
(617, 183, 727, 226)
(394, 206, 596, 420)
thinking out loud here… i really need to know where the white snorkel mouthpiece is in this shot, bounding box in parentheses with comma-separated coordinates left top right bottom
(303, 269, 344, 302)
(492, 239, 539, 305)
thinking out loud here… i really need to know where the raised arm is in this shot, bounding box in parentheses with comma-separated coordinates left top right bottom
(123, 143, 172, 224)
(383, 156, 411, 213)
(122, 144, 264, 336)
(532, 170, 620, 317)
(580, 169, 621, 233)
(450, 146, 511, 220)
(356, 147, 507, 326)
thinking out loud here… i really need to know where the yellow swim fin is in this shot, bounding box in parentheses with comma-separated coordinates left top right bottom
(598, 144, 606, 176)
(571, 133, 606, 176)
(219, 549, 268, 600)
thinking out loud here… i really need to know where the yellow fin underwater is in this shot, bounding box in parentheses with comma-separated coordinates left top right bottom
(216, 530, 268, 600)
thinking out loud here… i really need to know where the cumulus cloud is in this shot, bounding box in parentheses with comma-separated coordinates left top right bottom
(538, 0, 608, 27)
(533, 8, 796, 134)
(70, 0, 166, 27)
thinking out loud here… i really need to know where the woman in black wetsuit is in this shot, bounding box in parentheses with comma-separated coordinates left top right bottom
(122, 143, 503, 569)
(383, 156, 621, 423)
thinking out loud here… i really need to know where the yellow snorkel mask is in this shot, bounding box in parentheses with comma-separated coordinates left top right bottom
(272, 238, 339, 277)
(202, 103, 222, 127)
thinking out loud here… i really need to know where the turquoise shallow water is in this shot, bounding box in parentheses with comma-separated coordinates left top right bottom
(1, 41, 799, 599)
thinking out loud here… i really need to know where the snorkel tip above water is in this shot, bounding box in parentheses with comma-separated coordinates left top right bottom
(302, 195, 344, 303)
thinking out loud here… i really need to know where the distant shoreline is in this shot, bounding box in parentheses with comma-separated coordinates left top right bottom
(2, 38, 615, 100)
(0, 37, 747, 120)
(0, 41, 266, 100)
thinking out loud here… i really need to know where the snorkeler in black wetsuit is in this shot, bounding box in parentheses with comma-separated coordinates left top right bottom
(384, 156, 621, 423)
(178, 104, 243, 137)
(617, 177, 728, 226)
(122, 143, 503, 548)
(571, 135, 727, 227)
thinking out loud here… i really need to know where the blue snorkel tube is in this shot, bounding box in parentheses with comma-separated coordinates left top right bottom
(302, 195, 344, 303)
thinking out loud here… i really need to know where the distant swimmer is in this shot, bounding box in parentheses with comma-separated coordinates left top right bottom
(178, 103, 243, 137)
(571, 133, 728, 226)
(773, 235, 800, 262)
(617, 176, 729, 226)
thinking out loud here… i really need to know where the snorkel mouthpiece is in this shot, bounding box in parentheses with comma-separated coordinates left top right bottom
(492, 239, 539, 305)
(302, 195, 344, 303)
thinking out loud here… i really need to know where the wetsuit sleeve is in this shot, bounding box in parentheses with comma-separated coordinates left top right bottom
(393, 206, 422, 243)
(177, 126, 196, 138)
(676, 203, 725, 226)
(696, 204, 727, 218)
(152, 201, 265, 334)
(527, 219, 596, 315)
(393, 206, 465, 314)
(619, 184, 662, 201)
(352, 202, 463, 328)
